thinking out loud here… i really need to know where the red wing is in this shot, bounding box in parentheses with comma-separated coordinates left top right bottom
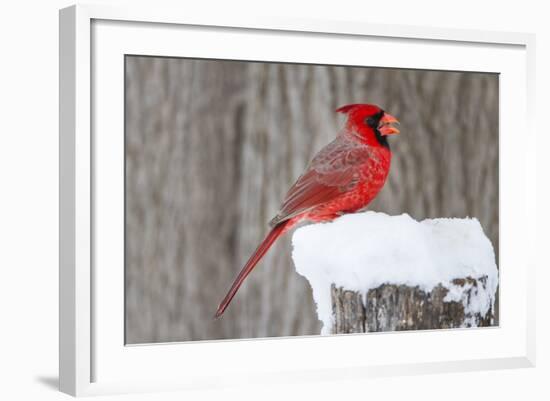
(270, 138, 371, 226)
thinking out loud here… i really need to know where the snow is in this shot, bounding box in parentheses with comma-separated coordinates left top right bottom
(291, 211, 499, 334)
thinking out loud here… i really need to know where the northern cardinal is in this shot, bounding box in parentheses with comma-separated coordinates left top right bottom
(215, 103, 400, 318)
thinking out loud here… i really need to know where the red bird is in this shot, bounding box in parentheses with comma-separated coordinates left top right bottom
(215, 103, 400, 318)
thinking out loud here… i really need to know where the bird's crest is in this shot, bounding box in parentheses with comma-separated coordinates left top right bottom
(335, 104, 359, 114)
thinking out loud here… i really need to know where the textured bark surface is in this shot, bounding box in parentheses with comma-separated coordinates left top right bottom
(331, 277, 494, 334)
(125, 56, 499, 343)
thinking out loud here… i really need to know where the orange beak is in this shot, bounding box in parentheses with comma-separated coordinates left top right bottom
(378, 113, 400, 136)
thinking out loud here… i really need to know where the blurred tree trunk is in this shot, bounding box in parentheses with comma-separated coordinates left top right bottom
(125, 56, 498, 343)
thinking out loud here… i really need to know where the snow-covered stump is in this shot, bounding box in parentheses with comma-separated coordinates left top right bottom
(292, 212, 498, 335)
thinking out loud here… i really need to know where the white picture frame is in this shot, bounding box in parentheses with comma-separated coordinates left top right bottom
(59, 4, 536, 397)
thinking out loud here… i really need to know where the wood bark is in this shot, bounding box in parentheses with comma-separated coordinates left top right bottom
(331, 276, 494, 334)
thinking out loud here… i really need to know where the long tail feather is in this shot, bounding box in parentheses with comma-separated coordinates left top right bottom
(214, 221, 290, 318)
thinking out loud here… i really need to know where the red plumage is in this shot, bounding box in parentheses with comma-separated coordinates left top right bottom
(215, 103, 400, 318)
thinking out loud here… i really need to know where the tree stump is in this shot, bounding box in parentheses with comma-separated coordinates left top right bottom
(330, 276, 494, 334)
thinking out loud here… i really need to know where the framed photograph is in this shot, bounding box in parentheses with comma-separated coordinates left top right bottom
(59, 4, 536, 396)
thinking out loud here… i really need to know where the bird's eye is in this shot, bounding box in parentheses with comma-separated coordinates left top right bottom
(365, 117, 376, 127)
